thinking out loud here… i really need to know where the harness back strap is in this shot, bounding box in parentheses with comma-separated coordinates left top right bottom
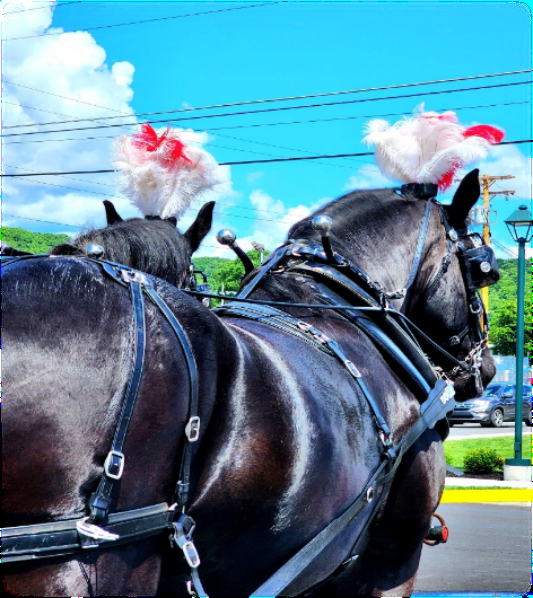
(250, 379, 455, 597)
(89, 278, 146, 524)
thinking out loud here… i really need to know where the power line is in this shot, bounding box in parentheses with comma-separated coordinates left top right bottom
(4, 163, 329, 218)
(2, 1, 79, 15)
(491, 238, 518, 259)
(3, 1, 282, 41)
(3, 213, 81, 228)
(3, 164, 116, 187)
(5, 167, 320, 218)
(4, 79, 530, 138)
(3, 100, 529, 146)
(2, 140, 531, 177)
(4, 69, 530, 130)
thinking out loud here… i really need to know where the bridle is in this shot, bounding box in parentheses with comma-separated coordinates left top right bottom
(415, 200, 498, 392)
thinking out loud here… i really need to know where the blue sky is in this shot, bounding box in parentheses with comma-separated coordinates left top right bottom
(2, 0, 532, 258)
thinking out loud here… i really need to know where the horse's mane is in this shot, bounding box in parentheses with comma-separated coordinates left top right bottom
(51, 218, 190, 286)
(288, 187, 419, 250)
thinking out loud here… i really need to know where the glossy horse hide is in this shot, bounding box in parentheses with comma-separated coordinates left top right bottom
(3, 172, 496, 596)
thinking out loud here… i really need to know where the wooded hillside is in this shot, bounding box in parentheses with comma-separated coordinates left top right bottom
(3, 227, 529, 355)
(2, 227, 70, 254)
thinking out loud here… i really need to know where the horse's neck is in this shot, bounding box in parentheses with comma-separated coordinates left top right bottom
(327, 197, 435, 300)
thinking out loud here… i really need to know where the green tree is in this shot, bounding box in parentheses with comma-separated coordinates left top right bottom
(490, 299, 531, 356)
(210, 249, 270, 294)
(2, 227, 70, 254)
(488, 258, 532, 356)
(191, 256, 231, 280)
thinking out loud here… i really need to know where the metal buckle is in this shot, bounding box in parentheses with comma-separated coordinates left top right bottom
(173, 518, 201, 569)
(470, 301, 482, 315)
(104, 450, 125, 480)
(121, 269, 149, 285)
(379, 431, 393, 448)
(185, 417, 201, 442)
(439, 382, 456, 405)
(366, 487, 375, 503)
(76, 518, 120, 542)
(344, 360, 361, 378)
(181, 540, 201, 569)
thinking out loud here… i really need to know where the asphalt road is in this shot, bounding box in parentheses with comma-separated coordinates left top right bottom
(413, 503, 532, 596)
(447, 421, 531, 440)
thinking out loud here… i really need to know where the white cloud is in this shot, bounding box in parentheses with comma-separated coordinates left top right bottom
(473, 144, 532, 200)
(344, 163, 393, 191)
(2, 4, 236, 236)
(247, 171, 264, 184)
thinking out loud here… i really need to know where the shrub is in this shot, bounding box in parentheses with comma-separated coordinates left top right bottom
(463, 448, 505, 474)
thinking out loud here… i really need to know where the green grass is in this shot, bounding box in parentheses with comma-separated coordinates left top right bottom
(444, 434, 532, 469)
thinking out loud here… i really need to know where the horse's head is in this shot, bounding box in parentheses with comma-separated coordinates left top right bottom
(407, 170, 497, 401)
(50, 200, 215, 287)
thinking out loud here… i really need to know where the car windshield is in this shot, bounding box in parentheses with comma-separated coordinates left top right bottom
(483, 385, 502, 397)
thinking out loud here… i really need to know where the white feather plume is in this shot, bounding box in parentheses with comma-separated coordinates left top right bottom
(362, 105, 505, 190)
(113, 124, 222, 220)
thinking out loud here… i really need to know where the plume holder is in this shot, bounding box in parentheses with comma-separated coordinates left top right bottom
(312, 215, 335, 264)
(216, 229, 254, 275)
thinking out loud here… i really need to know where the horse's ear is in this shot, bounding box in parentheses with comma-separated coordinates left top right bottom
(446, 169, 480, 229)
(103, 200, 124, 225)
(184, 201, 215, 252)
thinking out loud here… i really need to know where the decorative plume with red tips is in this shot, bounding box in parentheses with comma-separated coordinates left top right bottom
(362, 105, 505, 191)
(112, 124, 221, 220)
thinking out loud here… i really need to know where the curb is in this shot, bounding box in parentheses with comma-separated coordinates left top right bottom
(441, 488, 533, 503)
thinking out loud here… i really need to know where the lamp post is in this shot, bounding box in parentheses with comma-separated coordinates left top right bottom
(251, 241, 265, 264)
(504, 204, 532, 467)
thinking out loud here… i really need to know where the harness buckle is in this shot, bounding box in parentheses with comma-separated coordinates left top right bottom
(470, 301, 482, 315)
(448, 335, 460, 347)
(76, 518, 120, 543)
(104, 450, 125, 480)
(121, 269, 150, 286)
(172, 515, 201, 569)
(185, 416, 201, 442)
(344, 360, 361, 378)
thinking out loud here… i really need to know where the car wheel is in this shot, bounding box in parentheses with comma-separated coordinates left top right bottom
(524, 418, 532, 427)
(490, 408, 504, 428)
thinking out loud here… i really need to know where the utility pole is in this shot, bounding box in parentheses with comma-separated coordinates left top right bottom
(478, 174, 515, 314)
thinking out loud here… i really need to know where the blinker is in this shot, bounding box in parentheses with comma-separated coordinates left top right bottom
(462, 244, 499, 289)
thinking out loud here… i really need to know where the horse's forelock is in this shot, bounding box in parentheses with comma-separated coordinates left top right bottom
(51, 218, 190, 286)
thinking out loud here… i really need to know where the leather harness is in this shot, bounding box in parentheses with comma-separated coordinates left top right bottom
(2, 196, 494, 597)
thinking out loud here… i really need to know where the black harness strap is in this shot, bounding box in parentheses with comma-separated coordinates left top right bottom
(250, 379, 455, 597)
(3, 257, 202, 579)
(216, 303, 393, 442)
(141, 284, 200, 512)
(89, 276, 146, 524)
(394, 198, 434, 307)
(3, 504, 176, 563)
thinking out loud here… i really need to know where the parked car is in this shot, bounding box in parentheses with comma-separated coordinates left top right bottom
(450, 383, 532, 428)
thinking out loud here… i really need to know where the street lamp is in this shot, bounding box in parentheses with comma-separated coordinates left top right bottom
(504, 204, 532, 467)
(251, 241, 265, 264)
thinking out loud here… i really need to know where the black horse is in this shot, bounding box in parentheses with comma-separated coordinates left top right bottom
(3, 171, 496, 596)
